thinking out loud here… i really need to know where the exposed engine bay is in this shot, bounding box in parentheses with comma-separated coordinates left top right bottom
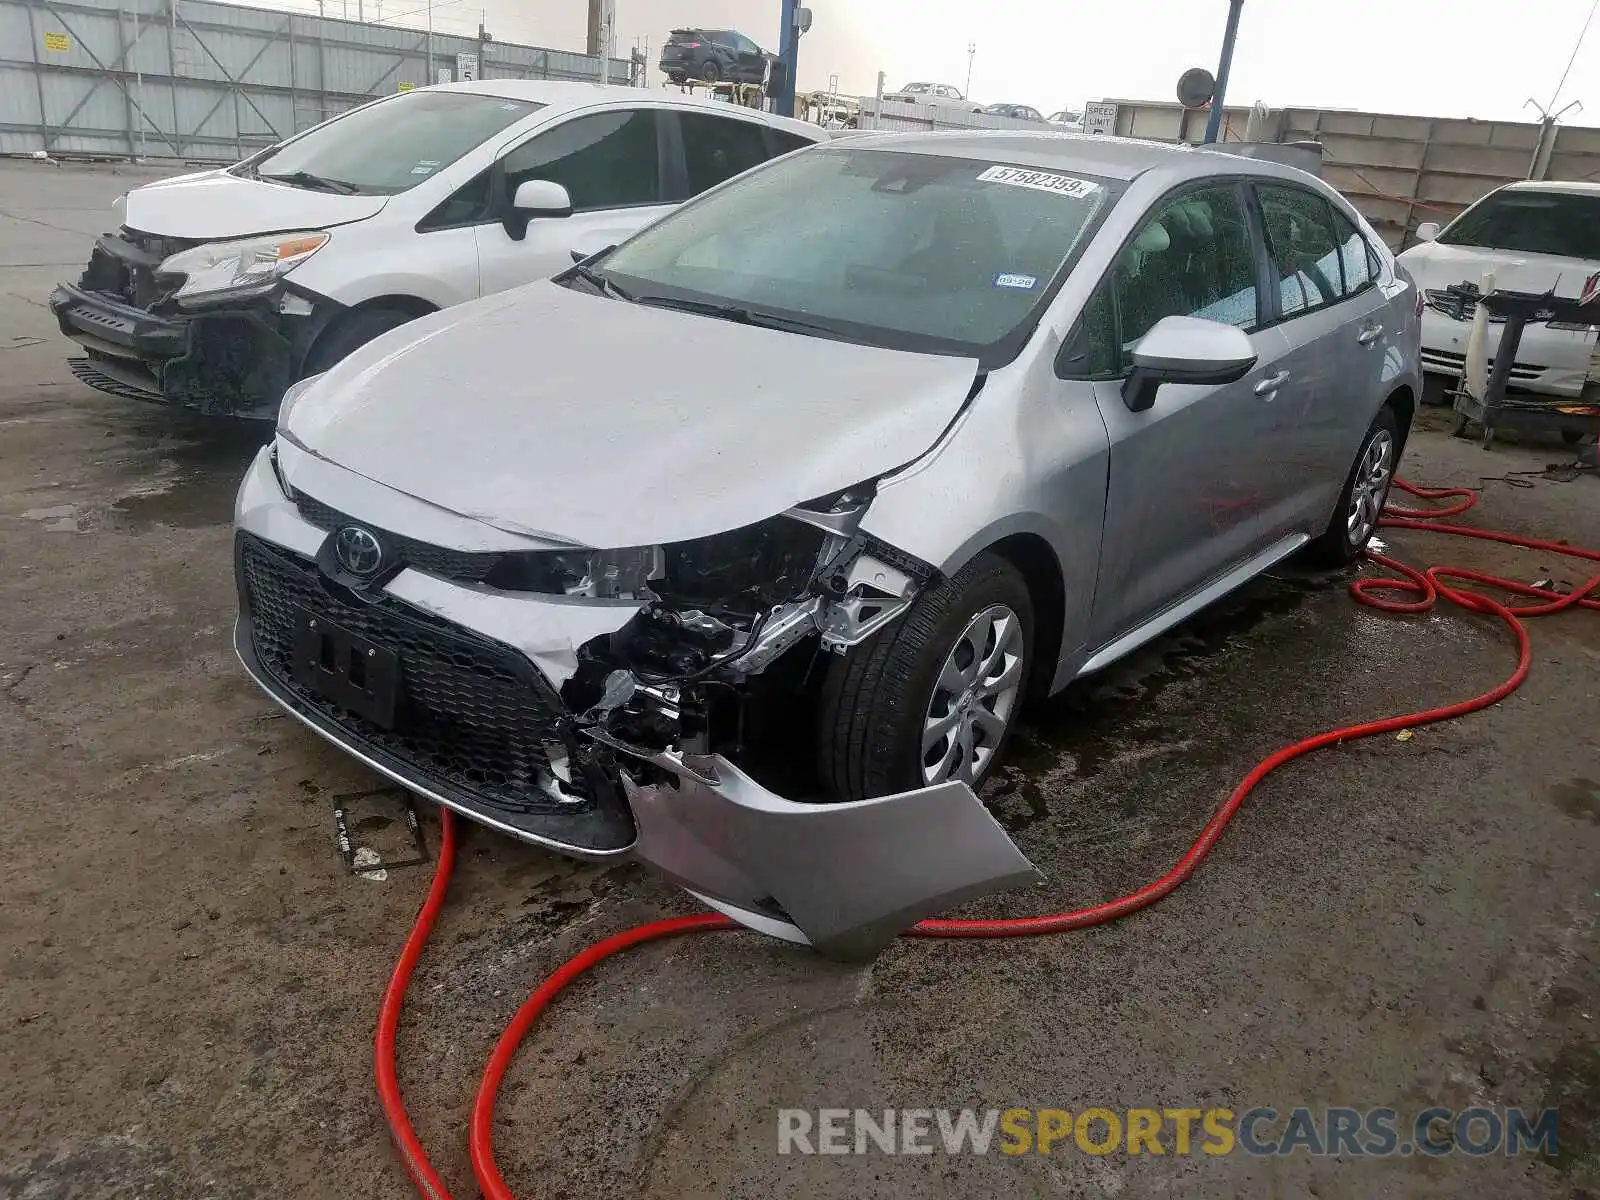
(553, 489, 935, 794)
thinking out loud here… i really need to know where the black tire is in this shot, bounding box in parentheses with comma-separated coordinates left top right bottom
(303, 307, 419, 377)
(1421, 374, 1454, 407)
(817, 552, 1034, 802)
(699, 58, 721, 83)
(1307, 405, 1400, 567)
(667, 71, 686, 84)
(1561, 427, 1588, 446)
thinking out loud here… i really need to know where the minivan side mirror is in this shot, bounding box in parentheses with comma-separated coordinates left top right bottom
(1121, 316, 1258, 414)
(1414, 221, 1440, 243)
(512, 179, 573, 219)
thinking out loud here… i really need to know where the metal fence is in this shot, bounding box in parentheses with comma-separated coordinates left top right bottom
(1, 0, 632, 161)
(1096, 98, 1600, 250)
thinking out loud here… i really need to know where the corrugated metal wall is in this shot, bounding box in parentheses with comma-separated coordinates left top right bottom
(1, 0, 632, 160)
(1100, 98, 1600, 251)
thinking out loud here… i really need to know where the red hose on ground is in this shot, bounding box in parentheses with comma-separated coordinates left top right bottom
(371, 478, 1599, 1200)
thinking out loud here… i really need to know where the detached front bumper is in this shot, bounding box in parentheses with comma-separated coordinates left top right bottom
(50, 280, 331, 420)
(233, 445, 1041, 959)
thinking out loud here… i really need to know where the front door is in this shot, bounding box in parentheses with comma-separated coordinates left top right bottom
(475, 109, 677, 298)
(1077, 182, 1298, 646)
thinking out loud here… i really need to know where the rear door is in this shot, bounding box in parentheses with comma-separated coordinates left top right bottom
(474, 108, 674, 297)
(1248, 182, 1395, 531)
(1071, 181, 1297, 645)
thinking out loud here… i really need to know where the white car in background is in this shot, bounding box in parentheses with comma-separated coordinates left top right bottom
(50, 80, 824, 419)
(1398, 180, 1600, 398)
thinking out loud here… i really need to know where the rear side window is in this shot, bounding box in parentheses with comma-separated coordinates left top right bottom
(1257, 185, 1344, 318)
(1330, 206, 1378, 297)
(677, 112, 775, 197)
(768, 128, 817, 156)
(500, 110, 661, 212)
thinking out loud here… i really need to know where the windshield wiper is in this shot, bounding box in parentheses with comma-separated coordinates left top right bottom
(567, 263, 634, 302)
(258, 170, 360, 195)
(633, 295, 841, 339)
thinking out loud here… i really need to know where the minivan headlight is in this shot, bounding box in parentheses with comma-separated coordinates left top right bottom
(161, 231, 329, 305)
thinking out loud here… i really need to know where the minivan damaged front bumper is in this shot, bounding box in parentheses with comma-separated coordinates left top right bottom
(233, 446, 1042, 960)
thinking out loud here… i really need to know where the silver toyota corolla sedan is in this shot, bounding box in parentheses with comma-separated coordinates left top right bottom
(235, 132, 1422, 957)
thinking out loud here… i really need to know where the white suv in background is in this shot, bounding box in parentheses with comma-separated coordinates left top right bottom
(50, 80, 824, 419)
(1398, 180, 1600, 398)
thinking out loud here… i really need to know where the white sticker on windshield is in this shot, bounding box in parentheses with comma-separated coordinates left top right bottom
(994, 273, 1038, 290)
(977, 165, 1100, 199)
(410, 165, 434, 175)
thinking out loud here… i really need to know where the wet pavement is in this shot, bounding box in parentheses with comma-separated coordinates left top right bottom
(1, 160, 1598, 1199)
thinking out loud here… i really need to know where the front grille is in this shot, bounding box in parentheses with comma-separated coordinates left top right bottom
(238, 533, 589, 811)
(1420, 346, 1545, 384)
(294, 494, 504, 584)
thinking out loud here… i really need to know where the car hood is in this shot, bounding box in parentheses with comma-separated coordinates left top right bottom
(282, 281, 982, 548)
(125, 168, 388, 240)
(1397, 240, 1597, 297)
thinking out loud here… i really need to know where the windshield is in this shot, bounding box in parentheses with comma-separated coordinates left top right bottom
(1438, 189, 1600, 260)
(244, 91, 543, 195)
(593, 147, 1117, 363)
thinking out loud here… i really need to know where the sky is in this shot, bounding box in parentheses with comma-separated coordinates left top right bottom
(322, 0, 1600, 125)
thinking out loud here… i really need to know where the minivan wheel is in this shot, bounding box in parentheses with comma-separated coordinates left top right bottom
(303, 306, 419, 378)
(1307, 405, 1399, 566)
(817, 552, 1034, 802)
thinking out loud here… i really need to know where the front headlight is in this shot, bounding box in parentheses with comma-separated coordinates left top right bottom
(160, 231, 329, 306)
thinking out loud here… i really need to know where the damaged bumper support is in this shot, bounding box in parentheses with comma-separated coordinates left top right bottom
(232, 445, 1042, 959)
(50, 230, 330, 419)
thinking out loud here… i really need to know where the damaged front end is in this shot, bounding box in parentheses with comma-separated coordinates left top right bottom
(50, 228, 334, 419)
(550, 494, 1041, 960)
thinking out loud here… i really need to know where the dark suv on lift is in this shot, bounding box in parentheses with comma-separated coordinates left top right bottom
(659, 28, 777, 85)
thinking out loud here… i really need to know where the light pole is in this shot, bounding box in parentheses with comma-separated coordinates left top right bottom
(966, 42, 976, 100)
(1203, 0, 1244, 144)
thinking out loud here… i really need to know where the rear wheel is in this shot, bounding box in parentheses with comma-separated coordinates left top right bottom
(1308, 406, 1399, 566)
(817, 553, 1033, 801)
(699, 59, 721, 82)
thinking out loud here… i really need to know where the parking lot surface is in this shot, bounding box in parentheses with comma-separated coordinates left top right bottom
(2, 159, 1597, 1199)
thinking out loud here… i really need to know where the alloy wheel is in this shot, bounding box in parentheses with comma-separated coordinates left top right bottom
(921, 604, 1026, 786)
(1346, 429, 1395, 548)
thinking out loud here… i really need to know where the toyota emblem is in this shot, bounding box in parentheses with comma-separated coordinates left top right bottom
(333, 525, 384, 576)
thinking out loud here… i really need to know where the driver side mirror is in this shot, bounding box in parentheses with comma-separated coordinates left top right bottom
(1414, 221, 1440, 244)
(1121, 316, 1258, 414)
(512, 179, 573, 219)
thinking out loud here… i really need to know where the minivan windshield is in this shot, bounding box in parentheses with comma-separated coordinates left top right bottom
(593, 147, 1117, 363)
(243, 91, 543, 195)
(1438, 189, 1600, 260)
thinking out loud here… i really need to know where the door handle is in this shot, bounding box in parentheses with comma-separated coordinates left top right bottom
(1358, 324, 1385, 346)
(1254, 370, 1290, 396)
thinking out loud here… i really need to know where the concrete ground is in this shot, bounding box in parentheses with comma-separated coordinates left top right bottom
(1, 158, 1597, 1200)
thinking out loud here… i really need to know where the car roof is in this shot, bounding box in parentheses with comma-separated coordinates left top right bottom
(423, 79, 823, 140)
(1501, 179, 1600, 196)
(836, 130, 1291, 184)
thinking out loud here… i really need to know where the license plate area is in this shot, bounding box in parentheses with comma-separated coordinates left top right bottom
(291, 606, 401, 729)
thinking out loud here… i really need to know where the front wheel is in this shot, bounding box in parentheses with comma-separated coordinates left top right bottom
(1307, 406, 1399, 566)
(817, 553, 1034, 802)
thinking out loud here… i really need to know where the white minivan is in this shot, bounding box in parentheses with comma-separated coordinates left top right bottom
(50, 80, 825, 418)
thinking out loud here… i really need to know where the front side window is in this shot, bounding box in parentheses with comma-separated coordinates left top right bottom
(1112, 184, 1260, 357)
(501, 110, 661, 212)
(677, 112, 774, 196)
(245, 91, 542, 194)
(1438, 189, 1600, 259)
(1257, 185, 1344, 318)
(595, 148, 1116, 363)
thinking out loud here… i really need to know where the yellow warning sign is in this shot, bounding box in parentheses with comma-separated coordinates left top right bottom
(397, 81, 414, 91)
(43, 31, 71, 52)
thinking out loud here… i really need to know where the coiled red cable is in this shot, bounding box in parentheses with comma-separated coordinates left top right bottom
(372, 477, 1598, 1200)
